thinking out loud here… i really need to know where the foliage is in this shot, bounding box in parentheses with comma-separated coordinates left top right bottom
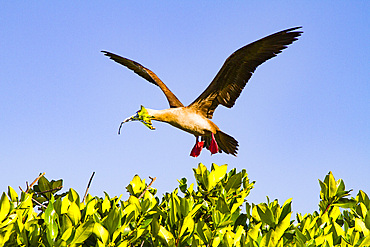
(0, 164, 369, 246)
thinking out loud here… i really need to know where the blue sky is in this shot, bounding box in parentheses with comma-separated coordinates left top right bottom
(1, 2, 369, 215)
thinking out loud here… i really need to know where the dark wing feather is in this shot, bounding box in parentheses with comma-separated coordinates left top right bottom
(102, 51, 184, 108)
(188, 27, 302, 118)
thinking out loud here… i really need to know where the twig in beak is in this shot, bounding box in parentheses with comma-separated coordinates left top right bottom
(118, 115, 135, 135)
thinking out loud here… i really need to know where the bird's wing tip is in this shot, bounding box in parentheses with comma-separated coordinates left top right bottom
(287, 26, 304, 34)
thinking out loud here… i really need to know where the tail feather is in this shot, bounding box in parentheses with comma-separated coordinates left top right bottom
(201, 131, 238, 156)
(215, 131, 238, 156)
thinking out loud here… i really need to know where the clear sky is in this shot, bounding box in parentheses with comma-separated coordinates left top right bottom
(1, 2, 369, 215)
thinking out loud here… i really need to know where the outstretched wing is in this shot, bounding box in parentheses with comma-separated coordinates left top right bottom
(102, 51, 184, 108)
(188, 27, 302, 118)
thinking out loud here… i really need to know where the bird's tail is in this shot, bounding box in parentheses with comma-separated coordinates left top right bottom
(203, 131, 238, 156)
(215, 131, 238, 156)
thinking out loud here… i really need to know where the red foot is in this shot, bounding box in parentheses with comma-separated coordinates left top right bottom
(209, 133, 219, 154)
(190, 140, 204, 157)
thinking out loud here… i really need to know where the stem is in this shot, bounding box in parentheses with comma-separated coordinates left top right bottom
(83, 172, 96, 203)
(38, 186, 63, 194)
(32, 198, 47, 209)
(138, 176, 157, 199)
(26, 172, 46, 193)
(323, 203, 331, 215)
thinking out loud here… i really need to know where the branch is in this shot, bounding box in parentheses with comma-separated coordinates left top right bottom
(37, 186, 63, 194)
(323, 203, 331, 215)
(32, 198, 47, 209)
(22, 172, 46, 193)
(138, 176, 157, 199)
(140, 240, 145, 247)
(83, 172, 95, 203)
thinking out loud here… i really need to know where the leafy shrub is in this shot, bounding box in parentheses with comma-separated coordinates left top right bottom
(0, 164, 370, 246)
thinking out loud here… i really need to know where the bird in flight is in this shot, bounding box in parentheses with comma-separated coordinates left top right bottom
(102, 27, 302, 157)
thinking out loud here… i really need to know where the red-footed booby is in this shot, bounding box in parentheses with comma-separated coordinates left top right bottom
(102, 27, 302, 157)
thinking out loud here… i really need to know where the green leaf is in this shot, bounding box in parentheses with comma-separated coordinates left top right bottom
(333, 198, 356, 209)
(102, 194, 111, 213)
(7, 186, 18, 203)
(257, 204, 275, 227)
(332, 221, 345, 238)
(123, 204, 137, 224)
(223, 230, 234, 247)
(357, 190, 370, 209)
(329, 206, 341, 221)
(51, 179, 63, 192)
(157, 226, 175, 247)
(179, 197, 191, 216)
(207, 164, 227, 191)
(102, 205, 121, 235)
(274, 212, 292, 240)
(93, 223, 109, 244)
(38, 176, 52, 199)
(195, 220, 211, 245)
(355, 218, 370, 235)
(126, 175, 145, 196)
(70, 220, 94, 245)
(60, 196, 71, 214)
(117, 240, 129, 247)
(67, 188, 80, 203)
(67, 202, 81, 226)
(84, 198, 97, 220)
(45, 198, 58, 245)
(96, 239, 105, 247)
(327, 171, 337, 198)
(60, 227, 73, 243)
(26, 221, 42, 246)
(179, 214, 195, 240)
(14, 213, 27, 245)
(230, 196, 245, 214)
(216, 196, 230, 214)
(60, 214, 73, 234)
(169, 191, 180, 228)
(234, 225, 246, 245)
(318, 179, 328, 200)
(178, 178, 188, 193)
(193, 163, 209, 190)
(189, 204, 202, 217)
(260, 230, 272, 247)
(359, 235, 370, 247)
(279, 198, 292, 223)
(151, 215, 160, 237)
(128, 195, 141, 211)
(356, 202, 368, 218)
(37, 176, 51, 192)
(143, 190, 157, 212)
(350, 230, 360, 245)
(0, 192, 11, 222)
(364, 211, 370, 230)
(212, 209, 223, 226)
(225, 172, 242, 193)
(44, 197, 55, 224)
(247, 222, 262, 241)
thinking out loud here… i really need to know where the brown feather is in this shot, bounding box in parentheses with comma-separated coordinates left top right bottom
(189, 27, 302, 119)
(202, 131, 238, 155)
(102, 51, 184, 108)
(215, 131, 239, 156)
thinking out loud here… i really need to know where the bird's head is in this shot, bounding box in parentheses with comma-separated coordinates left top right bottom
(118, 105, 155, 134)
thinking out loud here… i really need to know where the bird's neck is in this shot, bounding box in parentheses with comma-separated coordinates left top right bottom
(146, 108, 181, 123)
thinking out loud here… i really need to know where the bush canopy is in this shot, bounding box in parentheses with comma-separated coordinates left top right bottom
(1, 163, 369, 246)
